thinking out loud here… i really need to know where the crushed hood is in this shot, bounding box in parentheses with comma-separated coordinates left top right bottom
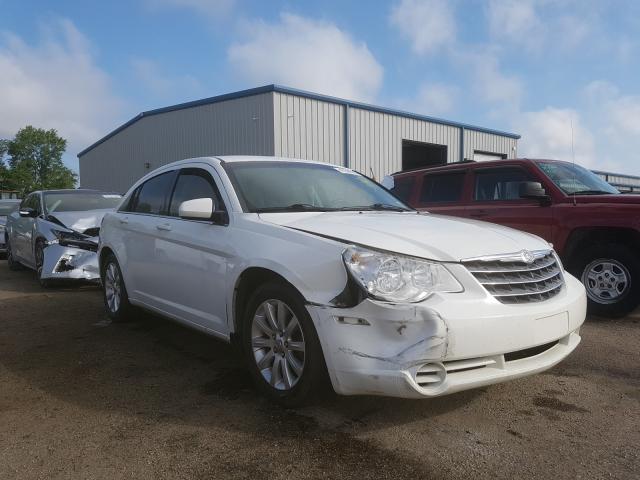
(47, 209, 112, 234)
(259, 211, 551, 262)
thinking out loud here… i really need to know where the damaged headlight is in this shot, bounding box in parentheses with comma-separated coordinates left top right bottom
(51, 229, 98, 252)
(342, 246, 463, 303)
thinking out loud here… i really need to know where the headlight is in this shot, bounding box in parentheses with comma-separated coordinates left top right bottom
(51, 229, 98, 252)
(342, 245, 463, 303)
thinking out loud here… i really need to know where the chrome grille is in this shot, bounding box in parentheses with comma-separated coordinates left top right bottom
(463, 250, 564, 304)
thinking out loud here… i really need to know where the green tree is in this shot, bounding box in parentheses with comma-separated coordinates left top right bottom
(2, 126, 77, 196)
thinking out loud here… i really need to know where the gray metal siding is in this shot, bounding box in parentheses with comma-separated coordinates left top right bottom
(79, 93, 274, 192)
(349, 108, 461, 180)
(464, 130, 517, 160)
(273, 92, 344, 165)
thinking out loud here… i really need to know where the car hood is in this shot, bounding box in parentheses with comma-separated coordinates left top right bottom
(259, 211, 551, 262)
(573, 194, 640, 205)
(46, 209, 112, 234)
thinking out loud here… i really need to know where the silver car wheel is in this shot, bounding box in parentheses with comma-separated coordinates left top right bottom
(104, 262, 122, 313)
(251, 299, 305, 391)
(582, 259, 630, 304)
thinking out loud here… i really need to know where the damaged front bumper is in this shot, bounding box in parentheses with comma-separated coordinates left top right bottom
(307, 273, 586, 399)
(41, 242, 100, 282)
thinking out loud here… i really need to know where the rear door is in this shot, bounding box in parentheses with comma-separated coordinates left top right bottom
(466, 166, 552, 240)
(414, 170, 469, 217)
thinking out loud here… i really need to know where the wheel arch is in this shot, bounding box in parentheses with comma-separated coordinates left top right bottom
(564, 227, 640, 267)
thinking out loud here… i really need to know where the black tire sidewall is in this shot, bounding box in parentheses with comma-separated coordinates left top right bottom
(35, 240, 49, 287)
(570, 243, 640, 318)
(6, 236, 21, 270)
(241, 282, 327, 407)
(102, 253, 131, 322)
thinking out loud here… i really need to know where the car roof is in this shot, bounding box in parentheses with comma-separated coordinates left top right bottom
(391, 158, 570, 177)
(38, 189, 122, 195)
(162, 155, 344, 169)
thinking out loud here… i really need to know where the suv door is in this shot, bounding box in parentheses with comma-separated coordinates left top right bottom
(148, 166, 231, 334)
(467, 166, 552, 240)
(118, 169, 178, 309)
(13, 193, 41, 265)
(414, 170, 469, 217)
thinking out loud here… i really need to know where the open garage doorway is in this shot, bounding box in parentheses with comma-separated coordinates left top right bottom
(402, 140, 447, 171)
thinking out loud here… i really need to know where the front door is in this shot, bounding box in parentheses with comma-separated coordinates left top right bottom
(466, 166, 553, 241)
(13, 194, 41, 265)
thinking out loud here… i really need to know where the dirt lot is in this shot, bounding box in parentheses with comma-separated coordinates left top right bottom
(0, 261, 638, 480)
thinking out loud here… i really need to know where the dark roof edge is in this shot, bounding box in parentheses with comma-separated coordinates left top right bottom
(78, 84, 520, 157)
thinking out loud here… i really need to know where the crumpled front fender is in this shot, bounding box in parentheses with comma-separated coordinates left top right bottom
(41, 243, 100, 282)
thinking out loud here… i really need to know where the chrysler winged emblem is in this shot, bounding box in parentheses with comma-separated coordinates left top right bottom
(520, 249, 536, 264)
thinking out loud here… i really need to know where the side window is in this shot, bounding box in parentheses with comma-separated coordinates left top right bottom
(420, 172, 466, 203)
(20, 195, 32, 210)
(168, 168, 224, 217)
(390, 176, 415, 203)
(132, 171, 176, 215)
(474, 168, 533, 201)
(22, 194, 41, 214)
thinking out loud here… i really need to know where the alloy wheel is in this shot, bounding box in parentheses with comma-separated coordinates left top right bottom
(104, 262, 122, 313)
(582, 259, 630, 304)
(250, 299, 306, 391)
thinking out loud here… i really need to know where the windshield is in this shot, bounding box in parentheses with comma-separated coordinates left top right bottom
(0, 202, 20, 216)
(224, 162, 411, 213)
(44, 192, 122, 213)
(536, 161, 619, 195)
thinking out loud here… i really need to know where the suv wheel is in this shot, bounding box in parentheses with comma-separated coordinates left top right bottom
(571, 243, 640, 318)
(6, 237, 23, 271)
(102, 253, 133, 322)
(242, 283, 328, 407)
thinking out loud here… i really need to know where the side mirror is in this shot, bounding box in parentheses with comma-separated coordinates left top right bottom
(179, 198, 214, 220)
(520, 182, 551, 204)
(178, 197, 229, 225)
(19, 207, 38, 218)
(381, 175, 395, 190)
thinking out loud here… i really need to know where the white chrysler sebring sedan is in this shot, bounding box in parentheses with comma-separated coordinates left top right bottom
(99, 156, 586, 405)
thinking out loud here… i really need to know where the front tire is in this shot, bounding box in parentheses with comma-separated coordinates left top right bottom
(241, 282, 328, 407)
(35, 239, 50, 287)
(570, 243, 640, 318)
(101, 253, 133, 322)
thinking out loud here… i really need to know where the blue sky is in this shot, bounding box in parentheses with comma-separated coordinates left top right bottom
(1, 0, 639, 175)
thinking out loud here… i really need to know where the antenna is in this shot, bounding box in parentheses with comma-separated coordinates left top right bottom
(570, 118, 577, 206)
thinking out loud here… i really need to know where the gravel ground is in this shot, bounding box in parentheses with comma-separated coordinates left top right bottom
(0, 261, 638, 480)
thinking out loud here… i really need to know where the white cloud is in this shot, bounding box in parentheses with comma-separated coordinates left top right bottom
(0, 19, 123, 166)
(514, 107, 596, 167)
(131, 58, 203, 99)
(415, 82, 458, 116)
(462, 51, 523, 108)
(144, 0, 235, 17)
(390, 0, 456, 55)
(228, 13, 383, 102)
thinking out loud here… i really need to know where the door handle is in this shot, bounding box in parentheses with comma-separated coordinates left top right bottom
(470, 210, 488, 218)
(156, 223, 172, 231)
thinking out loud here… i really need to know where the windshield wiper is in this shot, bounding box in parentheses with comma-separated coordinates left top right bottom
(570, 190, 613, 195)
(254, 203, 335, 213)
(338, 203, 412, 212)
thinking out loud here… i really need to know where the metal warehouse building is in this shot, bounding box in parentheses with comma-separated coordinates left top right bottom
(78, 85, 520, 192)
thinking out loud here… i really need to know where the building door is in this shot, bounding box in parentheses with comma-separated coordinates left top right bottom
(473, 151, 507, 162)
(402, 140, 447, 171)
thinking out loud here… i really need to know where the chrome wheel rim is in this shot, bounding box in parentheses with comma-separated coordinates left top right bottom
(582, 259, 630, 304)
(251, 299, 305, 391)
(35, 244, 44, 278)
(104, 263, 122, 313)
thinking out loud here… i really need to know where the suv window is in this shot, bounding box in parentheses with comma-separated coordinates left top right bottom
(132, 171, 176, 215)
(390, 176, 415, 202)
(169, 168, 224, 217)
(474, 168, 533, 201)
(420, 172, 466, 203)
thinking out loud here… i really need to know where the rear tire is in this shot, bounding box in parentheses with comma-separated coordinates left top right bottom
(241, 282, 329, 407)
(5, 236, 23, 271)
(101, 253, 133, 323)
(569, 243, 640, 318)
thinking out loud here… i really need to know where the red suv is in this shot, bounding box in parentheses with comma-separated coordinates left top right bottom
(389, 158, 640, 317)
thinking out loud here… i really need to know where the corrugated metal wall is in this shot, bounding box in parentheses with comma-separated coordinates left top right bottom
(464, 129, 517, 160)
(79, 93, 274, 192)
(272, 92, 344, 165)
(348, 108, 461, 180)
